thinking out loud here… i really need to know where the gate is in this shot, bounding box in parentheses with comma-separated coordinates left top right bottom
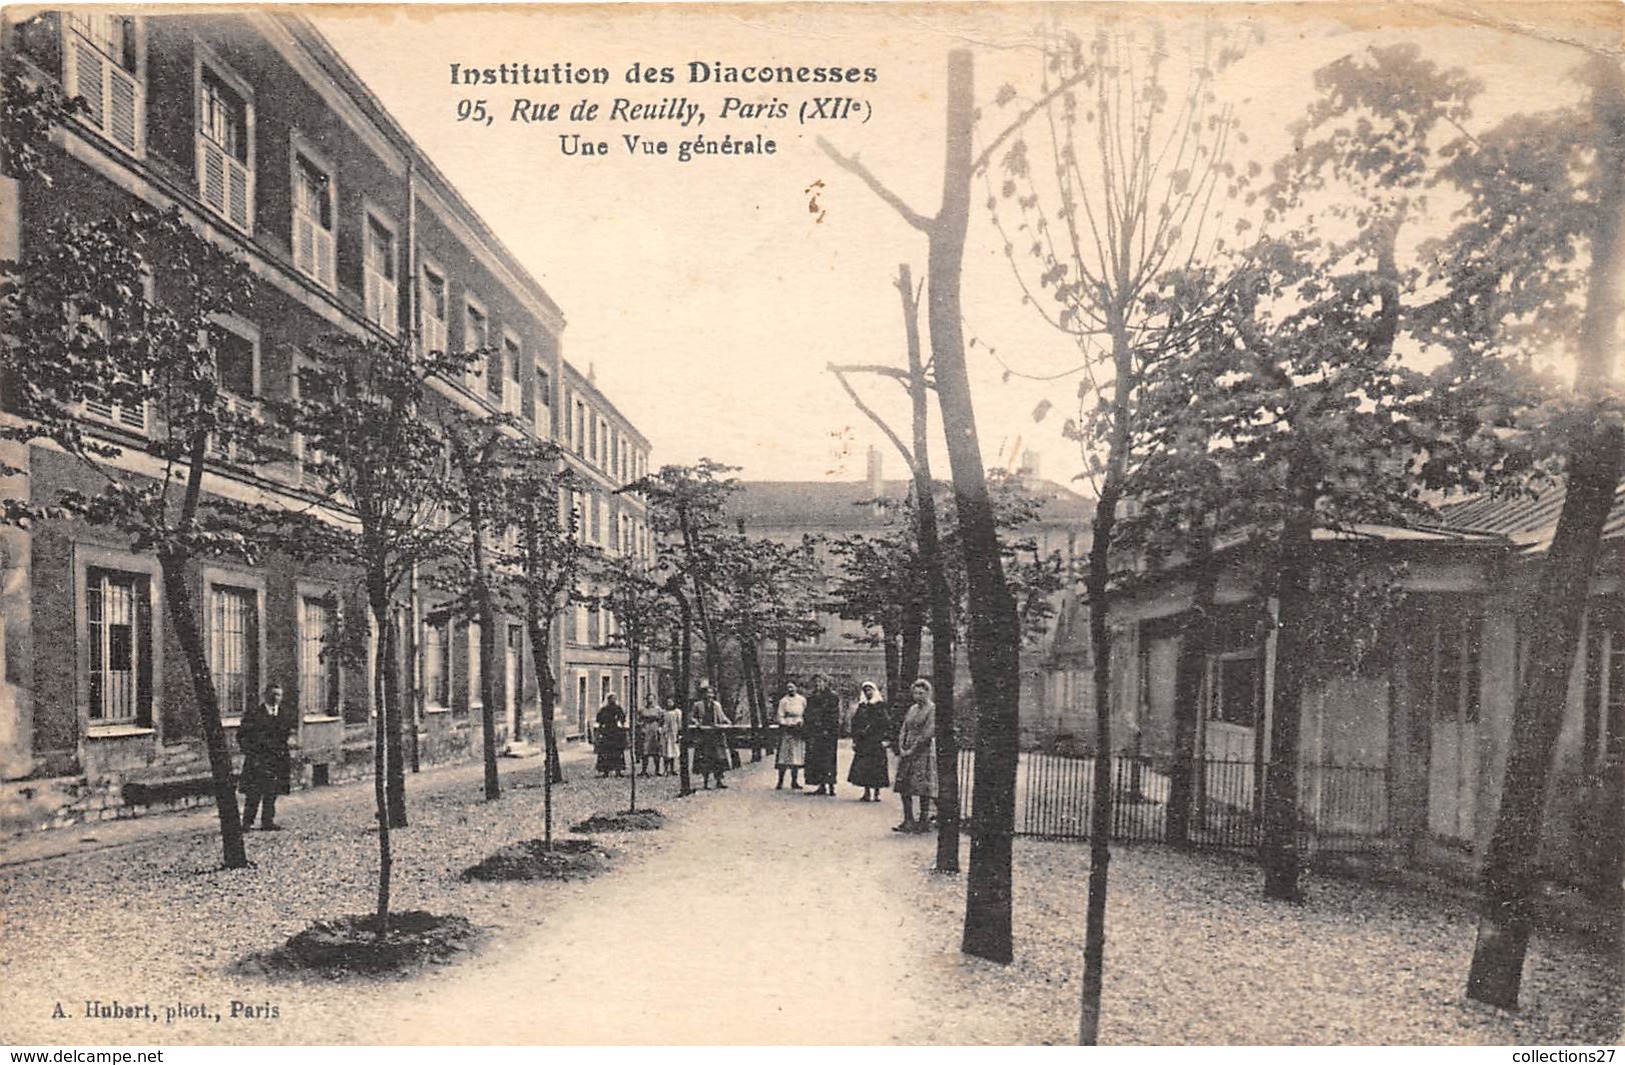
(957, 750, 1390, 854)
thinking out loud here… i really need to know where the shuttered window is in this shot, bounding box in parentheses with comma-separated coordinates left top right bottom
(292, 153, 335, 290)
(363, 215, 398, 335)
(300, 596, 339, 717)
(421, 264, 448, 355)
(196, 62, 253, 233)
(63, 14, 143, 156)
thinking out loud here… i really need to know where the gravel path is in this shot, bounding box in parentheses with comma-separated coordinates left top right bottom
(2, 744, 1617, 1045)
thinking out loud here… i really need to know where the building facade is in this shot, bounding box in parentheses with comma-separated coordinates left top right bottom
(0, 11, 651, 830)
(727, 447, 1090, 726)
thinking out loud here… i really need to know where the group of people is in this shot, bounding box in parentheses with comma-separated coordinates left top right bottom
(777, 676, 939, 834)
(587, 674, 942, 833)
(592, 693, 683, 778)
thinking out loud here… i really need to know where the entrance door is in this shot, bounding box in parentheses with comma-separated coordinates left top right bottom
(1425, 610, 1483, 843)
(505, 625, 522, 740)
(576, 674, 589, 737)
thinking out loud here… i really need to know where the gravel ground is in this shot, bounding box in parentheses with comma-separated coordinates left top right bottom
(892, 838, 1623, 1045)
(2, 744, 1618, 1046)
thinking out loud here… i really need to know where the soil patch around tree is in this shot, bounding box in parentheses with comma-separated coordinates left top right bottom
(461, 838, 611, 882)
(250, 911, 479, 978)
(570, 808, 665, 833)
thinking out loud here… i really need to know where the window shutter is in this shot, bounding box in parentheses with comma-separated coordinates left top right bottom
(135, 581, 153, 727)
(200, 138, 227, 214)
(294, 212, 315, 276)
(72, 37, 105, 127)
(107, 65, 139, 151)
(228, 163, 251, 230)
(314, 227, 335, 289)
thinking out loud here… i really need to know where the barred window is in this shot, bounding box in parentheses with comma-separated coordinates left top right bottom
(86, 568, 151, 725)
(208, 584, 258, 717)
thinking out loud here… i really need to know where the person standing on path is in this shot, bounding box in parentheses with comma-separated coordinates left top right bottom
(892, 679, 937, 832)
(595, 694, 628, 777)
(847, 681, 891, 802)
(239, 683, 295, 830)
(803, 675, 841, 796)
(660, 696, 683, 777)
(637, 695, 665, 776)
(688, 681, 732, 789)
(774, 681, 807, 790)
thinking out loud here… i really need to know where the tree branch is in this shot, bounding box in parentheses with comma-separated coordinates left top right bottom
(816, 137, 934, 232)
(828, 363, 920, 478)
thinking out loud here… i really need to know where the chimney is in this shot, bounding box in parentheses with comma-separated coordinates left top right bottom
(1019, 449, 1040, 482)
(866, 445, 883, 499)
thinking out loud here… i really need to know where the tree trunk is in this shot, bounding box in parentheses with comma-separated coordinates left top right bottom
(882, 625, 901, 716)
(1261, 448, 1318, 902)
(1168, 536, 1216, 849)
(471, 514, 501, 801)
(897, 260, 962, 875)
(1467, 422, 1624, 1005)
(776, 635, 788, 696)
(900, 600, 924, 691)
(628, 643, 640, 813)
(369, 583, 395, 934)
(156, 553, 248, 870)
(919, 50, 1023, 966)
(1080, 486, 1119, 1043)
(681, 511, 723, 694)
(526, 613, 559, 846)
(1467, 60, 1625, 1010)
(384, 616, 408, 828)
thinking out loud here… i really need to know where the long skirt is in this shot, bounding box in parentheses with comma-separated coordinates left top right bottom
(893, 745, 937, 798)
(595, 731, 626, 773)
(776, 730, 805, 768)
(692, 736, 730, 777)
(804, 733, 838, 786)
(847, 741, 890, 789)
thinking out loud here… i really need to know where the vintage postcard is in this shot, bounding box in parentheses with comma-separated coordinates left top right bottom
(0, 0, 1621, 1048)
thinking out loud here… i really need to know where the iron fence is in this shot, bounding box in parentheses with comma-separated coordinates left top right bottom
(955, 750, 1390, 855)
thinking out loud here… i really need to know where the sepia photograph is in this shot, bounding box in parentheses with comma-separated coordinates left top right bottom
(0, 0, 1621, 1048)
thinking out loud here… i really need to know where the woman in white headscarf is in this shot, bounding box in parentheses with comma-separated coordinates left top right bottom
(846, 681, 891, 802)
(892, 678, 937, 832)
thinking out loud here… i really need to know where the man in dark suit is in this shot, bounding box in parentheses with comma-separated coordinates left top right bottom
(239, 683, 295, 830)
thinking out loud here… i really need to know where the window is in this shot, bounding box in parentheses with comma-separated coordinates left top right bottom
(1583, 605, 1625, 772)
(363, 214, 398, 335)
(206, 319, 258, 463)
(1414, 604, 1484, 725)
(63, 13, 143, 155)
(300, 596, 339, 717)
(421, 263, 448, 355)
(1210, 653, 1261, 728)
(208, 583, 259, 718)
(86, 568, 151, 725)
(534, 365, 551, 437)
(291, 147, 335, 290)
(502, 333, 522, 415)
(465, 299, 488, 391)
(574, 399, 587, 454)
(424, 615, 452, 709)
(196, 56, 253, 232)
(587, 590, 601, 645)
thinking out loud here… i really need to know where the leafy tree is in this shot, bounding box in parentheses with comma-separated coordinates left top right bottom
(1415, 53, 1625, 1008)
(440, 410, 516, 801)
(623, 460, 740, 702)
(594, 552, 674, 812)
(986, 22, 1257, 1035)
(492, 438, 590, 842)
(1, 206, 266, 870)
(271, 332, 468, 930)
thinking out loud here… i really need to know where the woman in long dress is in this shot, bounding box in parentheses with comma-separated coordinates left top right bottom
(774, 681, 807, 790)
(594, 696, 627, 777)
(637, 696, 665, 775)
(847, 681, 891, 802)
(892, 679, 937, 832)
(688, 683, 731, 789)
(803, 676, 841, 796)
(661, 697, 683, 777)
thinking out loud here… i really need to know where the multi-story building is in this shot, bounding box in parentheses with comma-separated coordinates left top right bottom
(726, 446, 1090, 727)
(0, 10, 651, 830)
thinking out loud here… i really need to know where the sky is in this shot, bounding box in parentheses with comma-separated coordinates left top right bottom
(308, 2, 1614, 490)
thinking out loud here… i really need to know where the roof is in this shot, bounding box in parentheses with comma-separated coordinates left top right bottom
(1435, 484, 1625, 550)
(729, 476, 1094, 532)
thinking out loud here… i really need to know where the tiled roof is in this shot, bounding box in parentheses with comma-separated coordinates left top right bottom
(728, 477, 1093, 531)
(1435, 484, 1625, 547)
